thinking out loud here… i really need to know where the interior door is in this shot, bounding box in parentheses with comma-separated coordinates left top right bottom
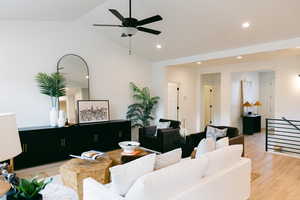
(204, 85, 215, 126)
(167, 82, 179, 120)
(260, 72, 275, 128)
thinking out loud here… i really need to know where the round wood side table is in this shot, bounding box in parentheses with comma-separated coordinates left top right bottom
(0, 179, 11, 199)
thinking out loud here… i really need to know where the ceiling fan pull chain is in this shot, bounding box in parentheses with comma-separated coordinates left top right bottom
(129, 36, 132, 55)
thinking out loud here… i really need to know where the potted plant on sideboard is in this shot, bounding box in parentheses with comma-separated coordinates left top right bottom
(36, 72, 66, 127)
(8, 177, 52, 200)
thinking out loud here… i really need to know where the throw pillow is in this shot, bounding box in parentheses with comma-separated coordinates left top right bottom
(154, 148, 182, 170)
(206, 126, 228, 141)
(195, 137, 215, 159)
(109, 153, 156, 196)
(157, 121, 171, 129)
(216, 137, 229, 149)
(155, 121, 171, 136)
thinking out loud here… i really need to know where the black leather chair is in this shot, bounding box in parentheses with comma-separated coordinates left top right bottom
(139, 119, 184, 153)
(183, 125, 244, 157)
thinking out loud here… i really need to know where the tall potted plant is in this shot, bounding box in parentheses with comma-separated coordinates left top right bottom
(36, 72, 66, 127)
(126, 82, 160, 127)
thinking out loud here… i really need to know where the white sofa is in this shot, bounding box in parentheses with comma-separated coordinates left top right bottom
(83, 146, 251, 200)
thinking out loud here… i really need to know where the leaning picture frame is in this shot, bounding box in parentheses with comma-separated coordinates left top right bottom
(77, 100, 110, 124)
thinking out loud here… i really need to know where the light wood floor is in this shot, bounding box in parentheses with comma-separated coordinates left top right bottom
(15, 132, 300, 200)
(245, 132, 300, 200)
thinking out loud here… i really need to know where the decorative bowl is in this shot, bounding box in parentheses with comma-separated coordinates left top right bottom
(118, 141, 140, 153)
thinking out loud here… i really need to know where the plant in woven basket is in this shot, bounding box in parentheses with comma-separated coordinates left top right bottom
(12, 177, 52, 200)
(126, 82, 160, 128)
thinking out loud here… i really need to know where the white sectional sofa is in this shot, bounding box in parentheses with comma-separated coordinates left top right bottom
(83, 145, 251, 200)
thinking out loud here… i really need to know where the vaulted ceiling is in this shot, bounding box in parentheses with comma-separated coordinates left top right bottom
(0, 0, 106, 21)
(2, 0, 300, 62)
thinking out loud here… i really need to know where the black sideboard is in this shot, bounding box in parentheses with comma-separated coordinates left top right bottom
(15, 120, 131, 170)
(242, 115, 261, 135)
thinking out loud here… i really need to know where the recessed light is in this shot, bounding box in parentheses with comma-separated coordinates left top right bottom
(156, 44, 162, 49)
(197, 61, 202, 65)
(237, 56, 243, 59)
(242, 22, 250, 29)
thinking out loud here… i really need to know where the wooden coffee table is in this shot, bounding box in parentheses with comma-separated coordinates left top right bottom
(106, 149, 150, 166)
(60, 157, 112, 200)
(60, 148, 153, 200)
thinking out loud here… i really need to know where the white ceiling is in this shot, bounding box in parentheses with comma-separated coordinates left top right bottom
(0, 0, 106, 21)
(178, 48, 300, 68)
(86, 0, 300, 61)
(2, 0, 300, 62)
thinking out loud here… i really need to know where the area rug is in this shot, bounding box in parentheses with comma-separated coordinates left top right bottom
(39, 175, 78, 200)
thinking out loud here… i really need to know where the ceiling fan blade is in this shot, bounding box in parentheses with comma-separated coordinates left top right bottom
(137, 27, 161, 35)
(137, 15, 163, 26)
(93, 24, 123, 27)
(109, 9, 125, 21)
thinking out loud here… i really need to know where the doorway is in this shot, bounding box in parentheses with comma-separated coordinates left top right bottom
(167, 82, 179, 120)
(201, 73, 221, 129)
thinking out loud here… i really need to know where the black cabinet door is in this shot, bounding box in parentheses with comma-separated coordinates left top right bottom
(15, 129, 64, 169)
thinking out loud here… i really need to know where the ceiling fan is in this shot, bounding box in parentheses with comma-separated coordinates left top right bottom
(93, 0, 163, 38)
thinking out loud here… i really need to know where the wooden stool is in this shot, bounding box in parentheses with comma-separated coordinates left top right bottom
(60, 157, 112, 200)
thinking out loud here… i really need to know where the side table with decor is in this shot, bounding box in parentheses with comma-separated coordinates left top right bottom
(0, 178, 11, 200)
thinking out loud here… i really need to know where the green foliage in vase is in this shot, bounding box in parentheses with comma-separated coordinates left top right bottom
(35, 72, 66, 97)
(14, 177, 52, 200)
(126, 82, 160, 128)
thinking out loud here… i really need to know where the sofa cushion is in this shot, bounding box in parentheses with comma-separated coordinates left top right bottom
(195, 137, 215, 158)
(200, 144, 243, 177)
(109, 153, 156, 196)
(154, 148, 182, 170)
(216, 137, 229, 149)
(125, 156, 208, 200)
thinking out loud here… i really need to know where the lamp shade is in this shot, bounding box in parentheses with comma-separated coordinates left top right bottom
(254, 101, 262, 106)
(243, 101, 253, 107)
(0, 113, 22, 162)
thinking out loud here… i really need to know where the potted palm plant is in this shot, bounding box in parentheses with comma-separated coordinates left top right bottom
(126, 82, 160, 127)
(8, 177, 52, 200)
(36, 72, 66, 127)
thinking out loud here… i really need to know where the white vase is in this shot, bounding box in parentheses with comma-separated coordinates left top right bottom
(58, 110, 66, 127)
(50, 108, 58, 127)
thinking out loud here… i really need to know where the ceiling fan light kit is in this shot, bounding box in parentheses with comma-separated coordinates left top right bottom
(93, 0, 163, 54)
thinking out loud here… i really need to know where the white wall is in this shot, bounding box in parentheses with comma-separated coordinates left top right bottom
(166, 65, 197, 132)
(0, 21, 152, 127)
(231, 72, 260, 129)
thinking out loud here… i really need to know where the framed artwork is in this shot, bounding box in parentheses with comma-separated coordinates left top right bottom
(77, 100, 110, 124)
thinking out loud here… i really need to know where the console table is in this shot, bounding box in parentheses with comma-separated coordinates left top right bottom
(15, 120, 131, 170)
(242, 115, 261, 135)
